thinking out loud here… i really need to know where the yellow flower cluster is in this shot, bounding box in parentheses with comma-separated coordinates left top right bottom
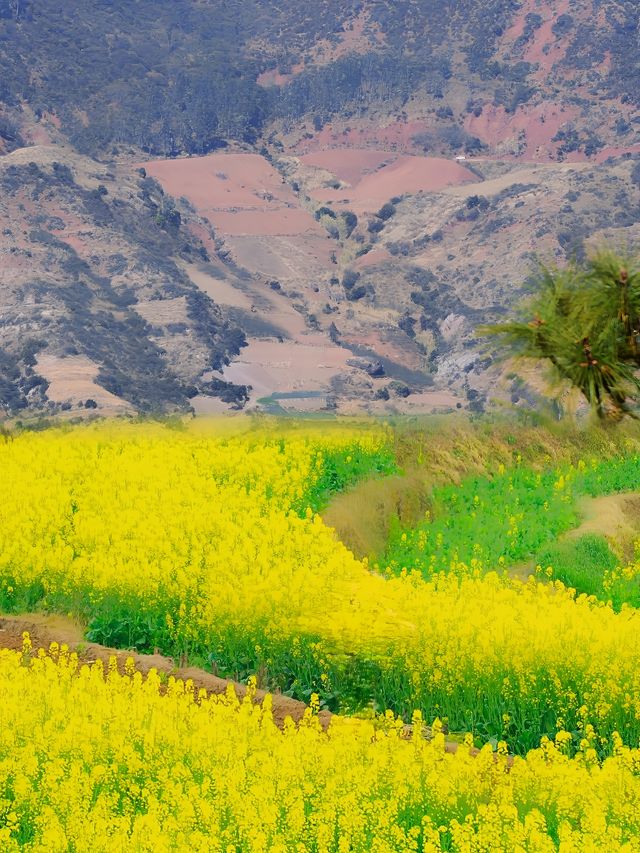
(0, 421, 385, 635)
(1, 641, 640, 853)
(319, 568, 640, 742)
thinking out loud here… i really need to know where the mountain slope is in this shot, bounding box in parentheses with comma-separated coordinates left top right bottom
(0, 0, 639, 417)
(0, 145, 248, 414)
(1, 0, 638, 160)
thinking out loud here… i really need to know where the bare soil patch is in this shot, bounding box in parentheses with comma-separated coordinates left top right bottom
(191, 395, 237, 415)
(323, 472, 430, 560)
(353, 248, 393, 269)
(300, 148, 395, 186)
(595, 144, 640, 163)
(144, 152, 323, 238)
(523, 0, 571, 75)
(224, 233, 334, 281)
(220, 338, 352, 403)
(399, 390, 459, 412)
(36, 353, 132, 413)
(181, 262, 253, 310)
(442, 160, 589, 200)
(256, 9, 384, 89)
(566, 493, 640, 548)
(210, 208, 317, 237)
(135, 295, 189, 326)
(463, 103, 582, 160)
(144, 153, 292, 211)
(510, 492, 640, 582)
(0, 613, 476, 754)
(310, 153, 476, 214)
(292, 119, 434, 156)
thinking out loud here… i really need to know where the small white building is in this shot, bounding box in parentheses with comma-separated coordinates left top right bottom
(455, 155, 467, 161)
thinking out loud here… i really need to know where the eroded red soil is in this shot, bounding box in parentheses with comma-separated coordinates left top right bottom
(300, 148, 395, 186)
(256, 9, 384, 88)
(144, 152, 323, 237)
(306, 151, 476, 214)
(294, 119, 435, 155)
(464, 103, 581, 161)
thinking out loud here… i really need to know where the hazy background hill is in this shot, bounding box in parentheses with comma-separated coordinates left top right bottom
(2, 0, 638, 157)
(0, 0, 638, 416)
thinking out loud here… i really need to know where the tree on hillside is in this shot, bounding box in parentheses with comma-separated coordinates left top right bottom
(481, 249, 640, 421)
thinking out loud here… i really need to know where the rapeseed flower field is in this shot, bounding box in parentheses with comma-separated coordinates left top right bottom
(2, 420, 640, 849)
(2, 638, 640, 853)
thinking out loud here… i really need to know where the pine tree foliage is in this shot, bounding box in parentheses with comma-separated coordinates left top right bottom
(482, 249, 640, 421)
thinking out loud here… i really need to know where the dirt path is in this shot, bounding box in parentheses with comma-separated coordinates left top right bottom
(322, 471, 429, 559)
(0, 613, 331, 730)
(0, 612, 483, 755)
(511, 492, 640, 581)
(566, 492, 640, 544)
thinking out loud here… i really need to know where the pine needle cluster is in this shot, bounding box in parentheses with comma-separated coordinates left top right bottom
(482, 249, 640, 421)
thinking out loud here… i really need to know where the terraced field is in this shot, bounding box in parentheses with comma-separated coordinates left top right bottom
(3, 419, 640, 850)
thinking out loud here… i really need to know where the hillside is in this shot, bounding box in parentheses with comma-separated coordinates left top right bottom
(0, 145, 248, 413)
(0, 0, 639, 415)
(2, 0, 638, 159)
